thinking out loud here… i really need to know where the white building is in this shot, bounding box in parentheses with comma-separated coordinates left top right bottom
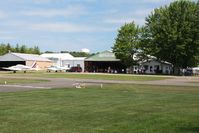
(140, 60, 172, 74)
(132, 56, 172, 74)
(41, 53, 85, 72)
(131, 54, 173, 74)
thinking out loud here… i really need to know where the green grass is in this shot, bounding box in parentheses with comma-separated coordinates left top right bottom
(0, 84, 199, 133)
(43, 73, 171, 81)
(1, 72, 172, 81)
(189, 81, 199, 83)
(0, 78, 49, 84)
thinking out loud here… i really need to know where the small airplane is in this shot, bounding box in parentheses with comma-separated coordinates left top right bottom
(3, 61, 38, 73)
(47, 65, 70, 72)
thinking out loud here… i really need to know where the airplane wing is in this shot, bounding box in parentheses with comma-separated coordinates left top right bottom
(3, 67, 22, 71)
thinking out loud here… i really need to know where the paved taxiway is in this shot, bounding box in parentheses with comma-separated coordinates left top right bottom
(0, 76, 199, 92)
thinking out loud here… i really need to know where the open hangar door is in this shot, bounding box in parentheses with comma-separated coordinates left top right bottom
(0, 61, 25, 70)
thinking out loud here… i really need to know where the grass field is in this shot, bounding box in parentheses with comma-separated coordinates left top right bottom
(1, 72, 172, 81)
(0, 78, 49, 84)
(43, 73, 171, 81)
(0, 84, 199, 133)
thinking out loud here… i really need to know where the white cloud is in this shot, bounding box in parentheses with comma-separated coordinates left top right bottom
(133, 9, 154, 16)
(3, 0, 63, 4)
(0, 35, 16, 40)
(133, 18, 146, 26)
(31, 0, 60, 4)
(31, 0, 96, 4)
(104, 0, 174, 4)
(142, 0, 174, 3)
(105, 18, 134, 25)
(0, 31, 12, 34)
(0, 11, 7, 19)
(0, 0, 175, 52)
(103, 8, 152, 26)
(0, 31, 16, 40)
(21, 5, 86, 17)
(140, 0, 162, 3)
(104, 18, 146, 26)
(30, 22, 114, 33)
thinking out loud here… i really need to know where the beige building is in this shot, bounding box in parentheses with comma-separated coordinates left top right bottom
(0, 52, 52, 70)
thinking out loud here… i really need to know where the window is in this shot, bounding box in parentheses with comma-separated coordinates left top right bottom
(150, 66, 153, 72)
(144, 65, 148, 70)
(155, 65, 160, 71)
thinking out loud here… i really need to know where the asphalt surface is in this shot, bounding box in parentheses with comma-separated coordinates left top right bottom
(0, 76, 199, 92)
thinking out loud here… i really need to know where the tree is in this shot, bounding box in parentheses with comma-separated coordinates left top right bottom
(0, 43, 41, 55)
(0, 44, 7, 55)
(6, 43, 12, 53)
(142, 0, 199, 74)
(112, 22, 141, 68)
(15, 44, 20, 52)
(69, 51, 90, 57)
(33, 46, 40, 54)
(44, 51, 54, 53)
(20, 45, 27, 53)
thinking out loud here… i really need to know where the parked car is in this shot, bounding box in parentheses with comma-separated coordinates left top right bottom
(185, 68, 193, 76)
(47, 66, 62, 72)
(68, 66, 82, 72)
(47, 66, 70, 72)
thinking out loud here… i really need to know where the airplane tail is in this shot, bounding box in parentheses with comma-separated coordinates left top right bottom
(31, 61, 37, 68)
(31, 61, 39, 70)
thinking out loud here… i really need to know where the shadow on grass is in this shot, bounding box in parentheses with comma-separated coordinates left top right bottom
(179, 127, 199, 133)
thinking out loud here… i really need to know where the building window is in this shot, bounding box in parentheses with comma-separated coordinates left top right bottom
(150, 66, 153, 72)
(155, 65, 160, 70)
(144, 65, 148, 70)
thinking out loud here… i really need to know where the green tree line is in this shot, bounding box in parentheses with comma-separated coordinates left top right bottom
(0, 43, 40, 55)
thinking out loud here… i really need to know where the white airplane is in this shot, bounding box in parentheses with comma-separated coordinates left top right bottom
(47, 65, 70, 72)
(3, 61, 38, 73)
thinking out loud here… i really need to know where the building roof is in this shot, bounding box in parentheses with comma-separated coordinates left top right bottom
(85, 50, 120, 62)
(41, 53, 86, 60)
(41, 53, 74, 60)
(0, 52, 51, 62)
(140, 57, 172, 65)
(73, 57, 86, 60)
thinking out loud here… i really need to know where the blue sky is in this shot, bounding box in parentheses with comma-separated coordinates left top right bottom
(0, 0, 174, 52)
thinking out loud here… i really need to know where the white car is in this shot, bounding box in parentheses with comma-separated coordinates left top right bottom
(47, 66, 69, 72)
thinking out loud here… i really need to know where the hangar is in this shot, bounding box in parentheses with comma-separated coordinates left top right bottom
(41, 53, 85, 72)
(0, 52, 52, 70)
(85, 51, 126, 73)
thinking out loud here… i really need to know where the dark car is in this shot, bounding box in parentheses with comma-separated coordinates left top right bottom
(68, 66, 82, 72)
(185, 68, 193, 76)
